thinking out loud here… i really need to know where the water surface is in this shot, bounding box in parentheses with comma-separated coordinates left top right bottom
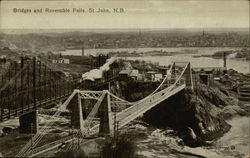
(57, 47, 249, 74)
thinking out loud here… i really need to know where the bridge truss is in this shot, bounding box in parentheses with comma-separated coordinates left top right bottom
(16, 61, 193, 157)
(0, 56, 119, 121)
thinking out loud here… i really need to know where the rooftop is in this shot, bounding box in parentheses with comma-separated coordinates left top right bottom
(119, 70, 132, 74)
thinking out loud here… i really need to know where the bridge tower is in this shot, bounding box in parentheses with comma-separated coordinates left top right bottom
(183, 62, 193, 89)
(78, 92, 84, 131)
(19, 57, 39, 134)
(70, 90, 113, 136)
(99, 91, 112, 136)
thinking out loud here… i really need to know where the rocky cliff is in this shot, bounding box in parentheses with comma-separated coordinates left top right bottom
(116, 80, 247, 147)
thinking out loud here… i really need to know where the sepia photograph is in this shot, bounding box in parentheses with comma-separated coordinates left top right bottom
(0, 0, 249, 157)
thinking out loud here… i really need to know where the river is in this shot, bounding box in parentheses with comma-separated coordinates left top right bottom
(216, 116, 250, 157)
(56, 47, 249, 74)
(133, 116, 249, 158)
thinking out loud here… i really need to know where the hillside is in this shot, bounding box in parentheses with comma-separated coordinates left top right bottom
(0, 28, 249, 52)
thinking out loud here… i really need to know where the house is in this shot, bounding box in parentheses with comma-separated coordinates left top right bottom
(158, 66, 169, 75)
(154, 73, 163, 81)
(52, 58, 70, 64)
(145, 71, 163, 82)
(0, 55, 7, 63)
(0, 55, 7, 59)
(119, 70, 132, 78)
(145, 71, 156, 81)
(129, 69, 143, 81)
(199, 73, 214, 86)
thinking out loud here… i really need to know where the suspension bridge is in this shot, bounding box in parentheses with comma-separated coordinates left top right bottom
(0, 55, 118, 132)
(14, 61, 193, 157)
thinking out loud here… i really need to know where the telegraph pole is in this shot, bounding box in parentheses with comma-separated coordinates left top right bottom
(116, 121, 119, 144)
(32, 57, 36, 109)
(113, 105, 117, 141)
(77, 130, 80, 149)
(31, 123, 34, 155)
(14, 62, 17, 115)
(71, 125, 74, 149)
(20, 57, 24, 113)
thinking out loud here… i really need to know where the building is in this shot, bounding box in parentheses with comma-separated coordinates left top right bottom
(145, 71, 163, 82)
(0, 55, 7, 59)
(199, 74, 213, 86)
(158, 66, 169, 75)
(82, 47, 84, 57)
(0, 55, 7, 63)
(193, 67, 226, 74)
(119, 69, 144, 81)
(129, 69, 143, 81)
(52, 58, 70, 64)
(154, 73, 163, 81)
(119, 70, 132, 78)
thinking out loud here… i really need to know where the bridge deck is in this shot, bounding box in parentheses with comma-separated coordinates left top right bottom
(116, 84, 186, 128)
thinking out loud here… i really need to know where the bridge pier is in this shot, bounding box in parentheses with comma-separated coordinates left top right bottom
(70, 95, 78, 128)
(99, 92, 112, 136)
(172, 62, 176, 78)
(19, 110, 38, 133)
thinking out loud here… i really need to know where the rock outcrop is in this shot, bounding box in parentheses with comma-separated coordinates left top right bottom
(117, 78, 248, 147)
(142, 87, 232, 146)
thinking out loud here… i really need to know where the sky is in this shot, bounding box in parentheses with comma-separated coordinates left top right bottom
(0, 0, 249, 33)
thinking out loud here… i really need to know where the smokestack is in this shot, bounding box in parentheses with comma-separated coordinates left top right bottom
(82, 47, 84, 57)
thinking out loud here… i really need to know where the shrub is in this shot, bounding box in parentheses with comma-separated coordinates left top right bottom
(101, 137, 136, 158)
(54, 148, 87, 158)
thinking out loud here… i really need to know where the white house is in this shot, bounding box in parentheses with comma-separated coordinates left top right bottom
(146, 71, 163, 82)
(154, 73, 163, 81)
(0, 55, 7, 59)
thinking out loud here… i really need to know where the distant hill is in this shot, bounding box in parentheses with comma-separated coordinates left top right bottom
(0, 28, 249, 52)
(1, 28, 249, 35)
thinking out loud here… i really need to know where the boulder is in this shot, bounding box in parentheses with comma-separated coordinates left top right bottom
(187, 127, 197, 140)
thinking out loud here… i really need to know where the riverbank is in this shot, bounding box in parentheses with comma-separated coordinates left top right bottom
(192, 47, 250, 61)
(116, 82, 249, 157)
(122, 116, 249, 158)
